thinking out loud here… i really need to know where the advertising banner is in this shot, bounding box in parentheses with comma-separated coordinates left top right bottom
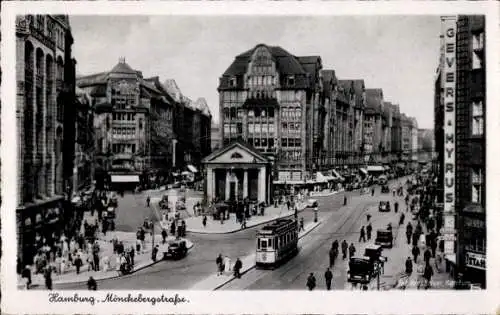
(441, 16, 457, 255)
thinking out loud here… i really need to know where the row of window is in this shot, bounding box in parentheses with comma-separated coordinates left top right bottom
(30, 15, 66, 49)
(281, 108, 302, 120)
(112, 127, 136, 137)
(112, 113, 136, 121)
(471, 167, 484, 204)
(112, 95, 136, 109)
(472, 101, 484, 136)
(248, 123, 275, 134)
(247, 75, 276, 87)
(112, 143, 136, 154)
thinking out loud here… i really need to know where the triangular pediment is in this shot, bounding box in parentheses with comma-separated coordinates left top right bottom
(203, 142, 268, 164)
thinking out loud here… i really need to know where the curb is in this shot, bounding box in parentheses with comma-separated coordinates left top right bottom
(187, 205, 308, 235)
(212, 219, 323, 291)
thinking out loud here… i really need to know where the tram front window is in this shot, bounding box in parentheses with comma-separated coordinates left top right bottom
(260, 239, 268, 249)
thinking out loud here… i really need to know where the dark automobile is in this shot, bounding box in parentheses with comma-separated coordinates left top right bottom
(159, 195, 169, 209)
(347, 257, 376, 284)
(375, 230, 393, 248)
(379, 201, 390, 212)
(164, 240, 188, 260)
(364, 244, 383, 262)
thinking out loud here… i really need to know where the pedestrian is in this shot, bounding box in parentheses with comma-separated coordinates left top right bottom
(423, 263, 434, 289)
(343, 195, 347, 206)
(406, 226, 412, 245)
(216, 254, 223, 276)
(412, 232, 419, 247)
(202, 215, 207, 228)
(286, 199, 291, 211)
(424, 248, 432, 265)
(371, 188, 375, 196)
(21, 265, 32, 290)
(359, 226, 366, 242)
(299, 217, 304, 231)
(152, 245, 159, 262)
(329, 247, 337, 268)
(399, 213, 405, 226)
(366, 214, 371, 222)
(366, 223, 372, 240)
(412, 245, 420, 263)
(341, 240, 348, 260)
(74, 254, 83, 274)
(233, 257, 243, 278)
(44, 266, 53, 290)
(405, 257, 413, 275)
(130, 246, 135, 266)
(348, 243, 356, 259)
(394, 201, 399, 213)
(306, 273, 316, 291)
(324, 267, 333, 290)
(161, 229, 167, 244)
(87, 276, 97, 290)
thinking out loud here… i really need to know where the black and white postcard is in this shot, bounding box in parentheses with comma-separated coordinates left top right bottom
(1, 1, 499, 314)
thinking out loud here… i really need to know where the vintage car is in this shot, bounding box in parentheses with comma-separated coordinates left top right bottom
(306, 199, 319, 208)
(364, 244, 383, 262)
(163, 240, 188, 260)
(378, 201, 390, 212)
(375, 229, 394, 248)
(381, 185, 390, 193)
(347, 256, 378, 284)
(378, 175, 388, 186)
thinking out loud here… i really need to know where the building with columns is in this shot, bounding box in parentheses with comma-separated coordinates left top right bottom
(202, 142, 272, 204)
(16, 15, 76, 265)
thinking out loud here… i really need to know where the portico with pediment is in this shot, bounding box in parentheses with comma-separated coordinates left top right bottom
(202, 141, 271, 204)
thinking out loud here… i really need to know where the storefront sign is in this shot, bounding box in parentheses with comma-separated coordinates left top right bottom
(441, 16, 457, 255)
(465, 252, 486, 270)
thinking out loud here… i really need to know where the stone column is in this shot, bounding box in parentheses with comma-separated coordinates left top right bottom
(258, 166, 266, 203)
(225, 170, 230, 201)
(243, 169, 248, 199)
(206, 167, 214, 202)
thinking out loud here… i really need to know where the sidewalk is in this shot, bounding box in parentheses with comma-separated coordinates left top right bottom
(309, 189, 344, 197)
(185, 202, 308, 234)
(189, 220, 322, 290)
(18, 218, 193, 289)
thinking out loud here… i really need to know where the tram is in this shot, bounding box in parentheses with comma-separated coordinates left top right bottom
(255, 218, 298, 268)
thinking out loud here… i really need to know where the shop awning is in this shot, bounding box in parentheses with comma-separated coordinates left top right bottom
(187, 165, 198, 173)
(111, 175, 140, 183)
(359, 168, 368, 175)
(273, 180, 305, 185)
(367, 165, 385, 172)
(315, 172, 328, 183)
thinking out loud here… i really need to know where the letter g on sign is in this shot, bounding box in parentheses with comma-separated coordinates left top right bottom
(447, 28, 455, 38)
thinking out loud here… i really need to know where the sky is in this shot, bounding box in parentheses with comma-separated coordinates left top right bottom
(70, 15, 441, 129)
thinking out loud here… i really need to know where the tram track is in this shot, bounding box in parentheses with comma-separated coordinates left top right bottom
(219, 195, 377, 290)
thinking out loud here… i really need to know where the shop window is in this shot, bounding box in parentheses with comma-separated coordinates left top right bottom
(268, 108, 274, 118)
(254, 139, 261, 147)
(282, 138, 287, 147)
(269, 138, 275, 147)
(262, 138, 267, 147)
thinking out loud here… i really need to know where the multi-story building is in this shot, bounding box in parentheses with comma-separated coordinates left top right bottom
(382, 101, 393, 164)
(211, 122, 222, 151)
(410, 117, 419, 168)
(435, 16, 485, 287)
(454, 15, 486, 287)
(73, 87, 95, 191)
(401, 113, 412, 164)
(417, 128, 434, 164)
(390, 104, 402, 165)
(218, 44, 324, 183)
(337, 79, 365, 168)
(77, 59, 160, 189)
(364, 89, 384, 164)
(15, 15, 76, 266)
(163, 80, 212, 173)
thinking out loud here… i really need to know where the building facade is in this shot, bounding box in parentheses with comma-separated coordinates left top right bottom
(364, 89, 384, 164)
(436, 15, 486, 287)
(400, 113, 412, 164)
(417, 128, 434, 164)
(16, 15, 76, 265)
(211, 122, 222, 151)
(455, 15, 486, 287)
(410, 117, 419, 168)
(73, 87, 95, 191)
(390, 104, 402, 165)
(382, 101, 393, 164)
(218, 44, 324, 183)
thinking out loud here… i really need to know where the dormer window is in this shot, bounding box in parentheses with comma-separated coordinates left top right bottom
(287, 76, 295, 86)
(230, 77, 237, 87)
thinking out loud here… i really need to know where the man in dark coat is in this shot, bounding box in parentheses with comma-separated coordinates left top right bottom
(405, 257, 413, 275)
(161, 229, 168, 244)
(44, 267, 53, 290)
(324, 268, 333, 290)
(216, 254, 223, 276)
(412, 245, 420, 263)
(424, 248, 432, 265)
(87, 276, 97, 290)
(359, 226, 366, 242)
(329, 247, 337, 268)
(306, 273, 316, 291)
(423, 263, 434, 289)
(233, 258, 243, 278)
(348, 243, 356, 259)
(152, 245, 159, 262)
(366, 223, 373, 240)
(341, 240, 348, 260)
